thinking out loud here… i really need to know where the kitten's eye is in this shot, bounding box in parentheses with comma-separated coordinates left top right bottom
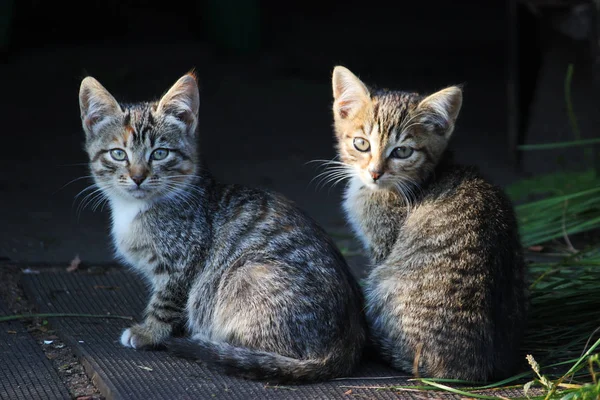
(353, 138, 370, 152)
(110, 149, 127, 161)
(151, 149, 169, 160)
(391, 146, 414, 159)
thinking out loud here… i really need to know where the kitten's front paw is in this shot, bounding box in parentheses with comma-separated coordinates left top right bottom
(120, 324, 156, 349)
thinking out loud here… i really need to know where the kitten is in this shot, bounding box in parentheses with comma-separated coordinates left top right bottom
(78, 73, 366, 383)
(329, 66, 527, 382)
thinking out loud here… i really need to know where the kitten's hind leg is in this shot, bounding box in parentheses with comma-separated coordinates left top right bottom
(122, 272, 188, 349)
(207, 262, 299, 354)
(180, 259, 363, 381)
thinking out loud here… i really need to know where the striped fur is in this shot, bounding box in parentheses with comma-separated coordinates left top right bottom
(78, 73, 366, 383)
(330, 66, 527, 382)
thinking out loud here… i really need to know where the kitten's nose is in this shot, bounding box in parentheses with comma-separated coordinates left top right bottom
(131, 175, 147, 186)
(369, 170, 384, 182)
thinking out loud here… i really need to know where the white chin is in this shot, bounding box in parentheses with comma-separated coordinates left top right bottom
(127, 189, 150, 199)
(363, 181, 383, 190)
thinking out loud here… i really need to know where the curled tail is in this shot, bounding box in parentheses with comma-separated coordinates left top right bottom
(165, 335, 354, 383)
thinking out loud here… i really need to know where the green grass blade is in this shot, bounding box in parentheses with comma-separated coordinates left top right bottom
(418, 379, 511, 399)
(562, 338, 600, 378)
(518, 138, 600, 151)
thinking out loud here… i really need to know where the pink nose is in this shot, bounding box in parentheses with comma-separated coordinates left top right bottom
(131, 175, 146, 186)
(369, 170, 383, 181)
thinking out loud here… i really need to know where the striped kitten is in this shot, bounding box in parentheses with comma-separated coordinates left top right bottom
(329, 66, 527, 382)
(78, 73, 366, 382)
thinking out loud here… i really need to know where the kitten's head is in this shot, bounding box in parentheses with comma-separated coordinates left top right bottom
(79, 73, 200, 203)
(331, 66, 462, 191)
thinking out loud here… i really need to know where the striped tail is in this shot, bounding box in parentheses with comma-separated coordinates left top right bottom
(165, 335, 354, 383)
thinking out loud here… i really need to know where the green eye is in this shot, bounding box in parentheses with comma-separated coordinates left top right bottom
(391, 146, 414, 159)
(110, 149, 127, 161)
(353, 137, 370, 152)
(151, 148, 169, 160)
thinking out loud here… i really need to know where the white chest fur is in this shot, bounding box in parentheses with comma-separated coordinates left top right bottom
(343, 177, 371, 251)
(109, 197, 149, 265)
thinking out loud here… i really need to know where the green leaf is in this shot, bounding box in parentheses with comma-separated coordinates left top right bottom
(517, 138, 600, 151)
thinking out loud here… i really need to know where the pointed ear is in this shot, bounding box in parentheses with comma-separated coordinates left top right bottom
(157, 73, 200, 135)
(417, 86, 463, 138)
(332, 66, 370, 120)
(79, 77, 122, 137)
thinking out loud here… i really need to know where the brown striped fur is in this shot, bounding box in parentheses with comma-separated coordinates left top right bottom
(329, 66, 527, 382)
(78, 73, 366, 383)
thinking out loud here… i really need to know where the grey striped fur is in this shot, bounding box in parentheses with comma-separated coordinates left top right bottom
(329, 66, 527, 382)
(78, 73, 366, 383)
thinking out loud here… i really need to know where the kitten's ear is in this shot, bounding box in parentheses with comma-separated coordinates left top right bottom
(79, 77, 122, 137)
(332, 66, 370, 120)
(157, 73, 200, 135)
(417, 86, 463, 138)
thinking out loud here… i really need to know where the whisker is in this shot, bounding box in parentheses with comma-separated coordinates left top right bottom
(164, 187, 196, 209)
(91, 194, 109, 212)
(309, 166, 352, 189)
(313, 169, 349, 187)
(392, 175, 424, 215)
(312, 162, 349, 170)
(73, 184, 99, 200)
(162, 182, 202, 209)
(394, 181, 412, 214)
(53, 175, 95, 195)
(304, 156, 341, 167)
(315, 169, 354, 192)
(74, 187, 102, 211)
(99, 197, 110, 212)
(326, 174, 353, 194)
(74, 182, 115, 218)
(77, 190, 106, 217)
(164, 182, 205, 201)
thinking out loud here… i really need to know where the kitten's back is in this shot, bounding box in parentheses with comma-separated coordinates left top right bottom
(368, 163, 527, 381)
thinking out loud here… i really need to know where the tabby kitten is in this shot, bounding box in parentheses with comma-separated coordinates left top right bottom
(329, 66, 527, 382)
(78, 73, 366, 382)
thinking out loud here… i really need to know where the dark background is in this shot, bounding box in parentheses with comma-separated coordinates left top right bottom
(0, 0, 598, 268)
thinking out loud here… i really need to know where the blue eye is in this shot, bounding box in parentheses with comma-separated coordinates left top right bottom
(110, 149, 127, 161)
(390, 146, 414, 159)
(151, 149, 169, 160)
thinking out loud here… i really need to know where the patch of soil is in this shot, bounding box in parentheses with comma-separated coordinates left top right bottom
(0, 264, 104, 400)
